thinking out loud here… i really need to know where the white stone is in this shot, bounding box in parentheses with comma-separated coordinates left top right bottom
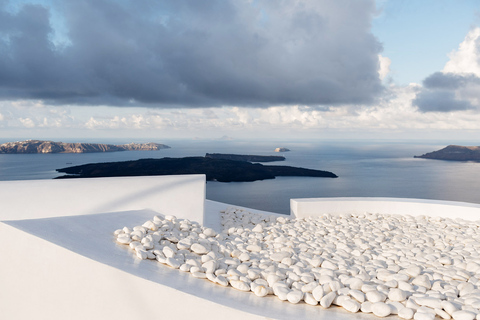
(191, 243, 208, 255)
(270, 252, 291, 262)
(287, 290, 304, 304)
(342, 299, 361, 313)
(253, 285, 268, 297)
(414, 312, 436, 320)
(366, 290, 386, 303)
(320, 292, 337, 308)
(434, 308, 452, 320)
(371, 302, 392, 317)
(398, 307, 415, 319)
(415, 297, 443, 309)
(349, 289, 365, 303)
(312, 285, 325, 301)
(230, 280, 250, 292)
(412, 275, 432, 290)
(361, 301, 373, 313)
(304, 292, 318, 306)
(451, 311, 476, 320)
(389, 288, 407, 302)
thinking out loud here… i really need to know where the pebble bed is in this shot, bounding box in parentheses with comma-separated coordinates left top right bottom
(114, 207, 480, 320)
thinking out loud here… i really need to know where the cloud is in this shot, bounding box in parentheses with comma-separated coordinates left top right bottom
(414, 28, 480, 113)
(443, 28, 480, 76)
(378, 54, 391, 81)
(413, 90, 474, 112)
(0, 0, 383, 108)
(423, 72, 480, 90)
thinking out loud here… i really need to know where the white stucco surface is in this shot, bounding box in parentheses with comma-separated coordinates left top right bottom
(3, 176, 480, 320)
(0, 175, 205, 221)
(291, 197, 480, 220)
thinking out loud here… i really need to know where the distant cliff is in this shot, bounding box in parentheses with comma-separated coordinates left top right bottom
(414, 145, 480, 161)
(205, 153, 285, 162)
(0, 140, 170, 154)
(56, 157, 338, 182)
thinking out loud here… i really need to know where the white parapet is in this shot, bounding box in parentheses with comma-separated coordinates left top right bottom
(0, 174, 206, 222)
(291, 197, 480, 220)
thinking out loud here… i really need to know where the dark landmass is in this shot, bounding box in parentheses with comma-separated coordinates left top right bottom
(205, 153, 285, 162)
(414, 145, 480, 161)
(55, 157, 337, 182)
(0, 140, 170, 154)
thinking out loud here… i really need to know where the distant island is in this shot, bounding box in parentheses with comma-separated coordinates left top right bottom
(0, 140, 170, 154)
(414, 145, 480, 161)
(55, 156, 337, 182)
(205, 153, 285, 162)
(275, 147, 290, 152)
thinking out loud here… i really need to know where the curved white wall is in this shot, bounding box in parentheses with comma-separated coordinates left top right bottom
(291, 197, 480, 221)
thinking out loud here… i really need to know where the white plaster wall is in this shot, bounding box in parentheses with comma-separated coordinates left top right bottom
(291, 197, 480, 221)
(0, 223, 267, 320)
(0, 175, 206, 222)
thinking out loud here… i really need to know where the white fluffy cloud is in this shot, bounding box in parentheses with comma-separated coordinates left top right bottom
(414, 28, 480, 113)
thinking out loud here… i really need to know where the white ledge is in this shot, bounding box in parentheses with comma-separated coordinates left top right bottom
(291, 197, 480, 220)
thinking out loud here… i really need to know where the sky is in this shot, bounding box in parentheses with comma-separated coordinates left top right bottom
(1, 0, 480, 142)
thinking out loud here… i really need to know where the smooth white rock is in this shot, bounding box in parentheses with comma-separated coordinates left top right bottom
(366, 290, 387, 303)
(312, 285, 325, 301)
(350, 289, 366, 303)
(414, 312, 436, 320)
(191, 243, 208, 255)
(304, 292, 318, 306)
(451, 311, 476, 320)
(287, 290, 304, 304)
(320, 292, 337, 308)
(342, 299, 361, 313)
(230, 280, 250, 292)
(253, 285, 268, 297)
(389, 288, 408, 302)
(371, 302, 392, 317)
(361, 301, 373, 313)
(434, 308, 452, 320)
(398, 307, 415, 319)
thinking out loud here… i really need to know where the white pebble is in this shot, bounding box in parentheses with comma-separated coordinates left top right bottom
(304, 292, 318, 306)
(230, 280, 250, 292)
(349, 289, 366, 303)
(253, 285, 268, 297)
(414, 312, 435, 320)
(451, 311, 476, 320)
(366, 290, 386, 303)
(320, 292, 337, 308)
(361, 301, 373, 313)
(371, 302, 392, 317)
(342, 299, 361, 313)
(287, 290, 303, 304)
(398, 307, 415, 319)
(389, 288, 407, 302)
(312, 285, 325, 301)
(191, 243, 208, 255)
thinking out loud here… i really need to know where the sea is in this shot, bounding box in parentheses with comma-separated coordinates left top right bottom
(1, 139, 479, 215)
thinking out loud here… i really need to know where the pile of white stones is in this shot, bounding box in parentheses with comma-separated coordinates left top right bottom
(114, 208, 480, 320)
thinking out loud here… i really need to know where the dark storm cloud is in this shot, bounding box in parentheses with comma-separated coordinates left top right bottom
(0, 0, 383, 107)
(423, 72, 480, 90)
(413, 90, 473, 112)
(414, 72, 479, 112)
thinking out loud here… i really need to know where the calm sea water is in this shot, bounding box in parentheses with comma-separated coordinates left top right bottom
(1, 139, 479, 214)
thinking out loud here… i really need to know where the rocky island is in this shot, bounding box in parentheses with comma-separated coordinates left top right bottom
(0, 140, 170, 154)
(56, 156, 337, 182)
(414, 145, 480, 161)
(205, 153, 285, 162)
